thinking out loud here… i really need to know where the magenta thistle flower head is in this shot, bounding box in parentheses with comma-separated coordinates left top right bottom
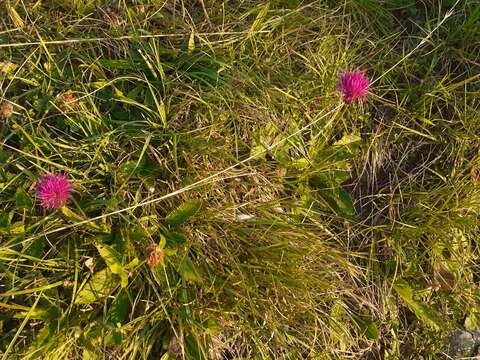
(339, 70, 370, 104)
(36, 173, 73, 209)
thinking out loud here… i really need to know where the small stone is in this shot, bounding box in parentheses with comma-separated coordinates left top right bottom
(237, 214, 254, 221)
(57, 91, 80, 111)
(448, 329, 479, 358)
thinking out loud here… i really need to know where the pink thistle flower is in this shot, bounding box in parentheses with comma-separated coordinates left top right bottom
(36, 173, 73, 209)
(339, 71, 370, 104)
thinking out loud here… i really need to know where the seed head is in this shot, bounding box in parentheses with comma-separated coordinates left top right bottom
(57, 91, 80, 111)
(0, 101, 14, 120)
(146, 243, 165, 266)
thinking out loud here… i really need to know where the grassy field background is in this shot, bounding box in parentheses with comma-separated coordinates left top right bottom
(0, 0, 479, 359)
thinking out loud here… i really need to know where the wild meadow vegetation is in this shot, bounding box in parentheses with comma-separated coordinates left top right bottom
(0, 0, 479, 358)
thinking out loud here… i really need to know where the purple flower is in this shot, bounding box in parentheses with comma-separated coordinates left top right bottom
(36, 173, 73, 209)
(339, 71, 370, 104)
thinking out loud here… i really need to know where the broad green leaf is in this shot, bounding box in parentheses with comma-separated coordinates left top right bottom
(329, 302, 350, 351)
(83, 348, 99, 360)
(118, 160, 141, 176)
(124, 258, 140, 270)
(249, 122, 286, 160)
(107, 292, 130, 326)
(332, 133, 362, 161)
(179, 257, 202, 284)
(26, 322, 54, 350)
(309, 173, 355, 216)
(0, 213, 9, 228)
(290, 158, 309, 170)
(315, 133, 361, 164)
(0, 220, 24, 235)
(126, 85, 143, 100)
(249, 143, 265, 158)
(61, 207, 105, 231)
(97, 59, 138, 70)
(159, 233, 167, 248)
(333, 132, 361, 147)
(334, 187, 355, 216)
(165, 231, 187, 247)
(164, 248, 177, 256)
(75, 268, 118, 305)
(393, 280, 443, 330)
(185, 334, 204, 360)
(25, 238, 45, 258)
(364, 321, 379, 340)
(61, 207, 84, 222)
(316, 187, 355, 217)
(95, 244, 129, 288)
(104, 329, 122, 346)
(13, 306, 59, 320)
(203, 318, 221, 335)
(9, 221, 24, 234)
(15, 188, 33, 209)
(354, 316, 379, 340)
(309, 171, 349, 188)
(166, 200, 201, 228)
(84, 322, 102, 343)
